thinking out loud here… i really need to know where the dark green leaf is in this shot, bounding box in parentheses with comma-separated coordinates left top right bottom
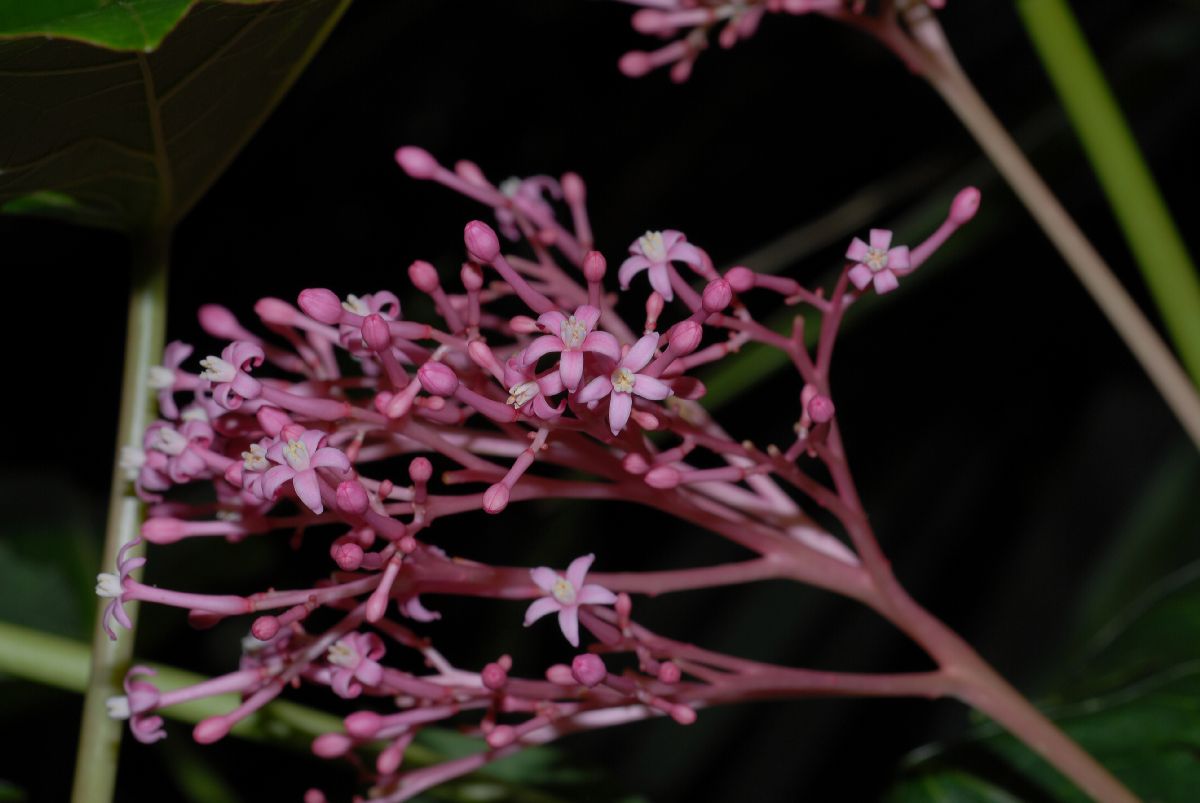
(0, 0, 350, 231)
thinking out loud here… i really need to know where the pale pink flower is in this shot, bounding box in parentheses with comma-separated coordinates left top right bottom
(96, 538, 145, 640)
(618, 230, 708, 301)
(576, 333, 673, 435)
(520, 305, 620, 392)
(200, 341, 265, 410)
(106, 665, 165, 744)
(503, 358, 565, 420)
(148, 341, 202, 420)
(846, 229, 910, 295)
(524, 553, 617, 647)
(262, 429, 350, 514)
(497, 175, 561, 240)
(326, 632, 386, 699)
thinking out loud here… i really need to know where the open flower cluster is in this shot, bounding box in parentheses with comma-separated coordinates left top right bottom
(613, 0, 947, 82)
(99, 142, 979, 801)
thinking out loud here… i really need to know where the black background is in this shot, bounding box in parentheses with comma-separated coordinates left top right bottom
(2, 0, 1198, 800)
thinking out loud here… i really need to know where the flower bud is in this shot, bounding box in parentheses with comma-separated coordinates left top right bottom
(464, 220, 501, 263)
(193, 715, 231, 744)
(344, 710, 383, 739)
(254, 297, 298, 326)
(483, 483, 510, 514)
(359, 313, 391, 353)
(562, 172, 586, 205)
(256, 406, 291, 436)
(336, 480, 369, 515)
(394, 146, 439, 179)
(332, 541, 364, 571)
(702, 279, 733, 314)
(571, 653, 607, 688)
(807, 394, 835, 424)
(583, 251, 607, 282)
(658, 662, 682, 684)
(251, 615, 280, 641)
(409, 457, 433, 483)
(141, 517, 187, 545)
(312, 733, 353, 758)
(487, 724, 516, 748)
(619, 51, 653, 78)
(197, 304, 244, 339)
(950, 186, 981, 224)
(408, 260, 440, 293)
(670, 321, 703, 355)
(298, 288, 344, 324)
(481, 661, 508, 690)
(644, 466, 681, 489)
(417, 362, 459, 397)
(460, 262, 483, 291)
(724, 266, 755, 293)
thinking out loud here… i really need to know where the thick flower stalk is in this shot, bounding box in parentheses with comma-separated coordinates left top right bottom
(99, 146, 1134, 802)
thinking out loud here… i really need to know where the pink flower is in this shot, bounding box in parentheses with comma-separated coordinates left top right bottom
(107, 665, 165, 744)
(326, 632, 385, 698)
(337, 291, 402, 353)
(503, 358, 565, 420)
(846, 229, 910, 295)
(96, 538, 145, 640)
(262, 429, 351, 514)
(524, 553, 617, 647)
(520, 305, 620, 392)
(148, 341, 202, 420)
(201, 341, 265, 410)
(618, 230, 708, 301)
(576, 333, 673, 435)
(497, 175, 561, 240)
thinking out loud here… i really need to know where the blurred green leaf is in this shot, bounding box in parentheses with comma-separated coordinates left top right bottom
(0, 0, 350, 232)
(0, 779, 25, 802)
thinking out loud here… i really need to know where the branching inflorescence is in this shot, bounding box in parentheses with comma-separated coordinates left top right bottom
(97, 139, 1135, 803)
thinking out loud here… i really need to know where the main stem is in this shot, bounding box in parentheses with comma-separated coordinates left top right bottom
(901, 15, 1200, 448)
(71, 231, 169, 803)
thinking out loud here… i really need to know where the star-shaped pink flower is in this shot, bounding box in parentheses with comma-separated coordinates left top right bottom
(846, 229, 910, 295)
(520, 304, 620, 392)
(262, 429, 350, 514)
(326, 632, 386, 699)
(524, 554, 617, 647)
(618, 230, 707, 302)
(576, 332, 672, 435)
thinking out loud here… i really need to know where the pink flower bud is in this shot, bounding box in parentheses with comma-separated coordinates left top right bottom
(950, 186, 981, 224)
(409, 457, 433, 483)
(571, 653, 607, 687)
(197, 304, 244, 339)
(193, 716, 231, 744)
(376, 742, 405, 775)
(545, 664, 575, 685)
(622, 453, 650, 475)
(644, 466, 681, 489)
(670, 321, 703, 355)
(312, 733, 353, 758)
(619, 51, 653, 78)
(487, 724, 516, 749)
(481, 661, 508, 690)
(360, 313, 392, 352)
(332, 541, 364, 571)
(631, 9, 670, 34)
(670, 704, 697, 725)
(807, 394, 835, 424)
(460, 262, 483, 291)
(562, 172, 586, 205)
(455, 159, 487, 186)
(254, 297, 298, 326)
(510, 315, 539, 334)
(616, 592, 633, 621)
(658, 662, 682, 684)
(725, 266, 755, 293)
(645, 292, 664, 326)
(408, 260, 440, 293)
(394, 146, 439, 179)
(336, 480, 369, 515)
(257, 406, 291, 436)
(583, 251, 607, 282)
(417, 362, 459, 397)
(251, 615, 280, 641)
(464, 220, 501, 263)
(702, 279, 733, 313)
(298, 288, 344, 324)
(344, 710, 383, 739)
(304, 789, 327, 803)
(142, 517, 187, 545)
(483, 483, 510, 514)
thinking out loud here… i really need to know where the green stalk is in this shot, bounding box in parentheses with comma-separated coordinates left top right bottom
(70, 231, 169, 803)
(1016, 0, 1200, 384)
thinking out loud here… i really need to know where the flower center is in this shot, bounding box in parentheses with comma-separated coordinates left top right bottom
(611, 367, 635, 394)
(282, 438, 310, 471)
(342, 294, 369, 316)
(560, 316, 587, 349)
(151, 427, 188, 456)
(147, 365, 175, 390)
(865, 247, 889, 272)
(199, 356, 236, 383)
(95, 572, 122, 599)
(242, 443, 269, 472)
(327, 639, 359, 668)
(552, 576, 577, 605)
(507, 381, 538, 408)
(638, 230, 667, 262)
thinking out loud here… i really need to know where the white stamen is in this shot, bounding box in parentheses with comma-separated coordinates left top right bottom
(180, 405, 209, 423)
(551, 576, 577, 605)
(96, 572, 122, 598)
(560, 316, 588, 349)
(282, 438, 311, 471)
(105, 695, 131, 720)
(611, 367, 635, 394)
(342, 294, 369, 316)
(500, 177, 522, 198)
(327, 639, 359, 668)
(864, 247, 889, 273)
(151, 427, 188, 456)
(119, 447, 146, 480)
(507, 381, 538, 408)
(199, 355, 236, 383)
(638, 230, 668, 262)
(242, 443, 268, 472)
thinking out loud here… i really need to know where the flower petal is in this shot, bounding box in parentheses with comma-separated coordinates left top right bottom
(559, 350, 584, 392)
(617, 255, 651, 289)
(524, 596, 561, 626)
(565, 553, 595, 588)
(311, 446, 351, 472)
(847, 264, 873, 291)
(531, 567, 559, 592)
(667, 241, 706, 270)
(536, 310, 567, 331)
(575, 375, 612, 405)
(633, 375, 672, 401)
(521, 335, 563, 366)
(582, 331, 621, 362)
(869, 228, 892, 250)
(608, 392, 633, 435)
(573, 305, 601, 331)
(888, 245, 911, 271)
(647, 263, 674, 301)
(557, 607, 581, 647)
(262, 465, 297, 500)
(622, 333, 660, 372)
(845, 237, 869, 262)
(578, 584, 618, 606)
(292, 469, 324, 514)
(873, 270, 899, 295)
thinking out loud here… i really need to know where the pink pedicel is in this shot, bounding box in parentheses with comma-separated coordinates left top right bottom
(102, 147, 977, 801)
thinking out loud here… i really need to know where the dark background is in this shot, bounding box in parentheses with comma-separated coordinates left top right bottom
(2, 0, 1198, 800)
